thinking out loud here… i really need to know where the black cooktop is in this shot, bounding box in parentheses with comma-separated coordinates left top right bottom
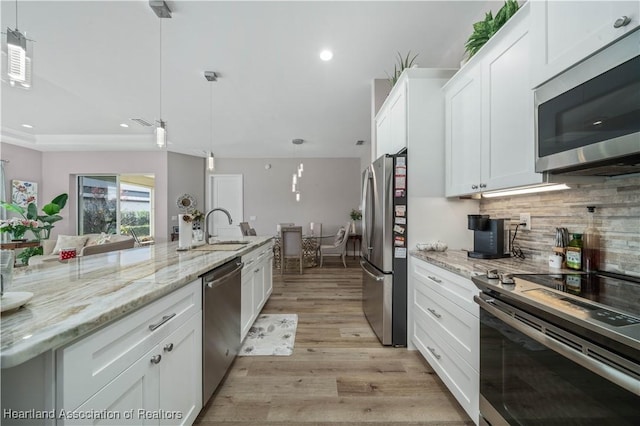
(513, 272, 640, 320)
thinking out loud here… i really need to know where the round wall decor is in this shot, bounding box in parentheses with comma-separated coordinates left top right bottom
(176, 193, 196, 210)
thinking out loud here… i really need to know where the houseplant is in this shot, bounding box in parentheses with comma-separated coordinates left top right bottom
(349, 209, 362, 234)
(464, 0, 520, 59)
(386, 51, 419, 88)
(1, 193, 69, 264)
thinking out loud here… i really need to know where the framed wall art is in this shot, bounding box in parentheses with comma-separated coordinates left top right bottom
(11, 180, 37, 207)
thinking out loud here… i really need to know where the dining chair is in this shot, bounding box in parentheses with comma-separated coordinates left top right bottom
(319, 223, 350, 267)
(239, 222, 251, 236)
(248, 228, 257, 236)
(280, 226, 303, 274)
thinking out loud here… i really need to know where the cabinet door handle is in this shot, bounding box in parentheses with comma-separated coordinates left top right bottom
(150, 354, 162, 364)
(148, 313, 176, 331)
(163, 343, 174, 352)
(254, 268, 260, 273)
(614, 16, 631, 28)
(427, 275, 442, 284)
(471, 184, 478, 190)
(427, 307, 442, 319)
(427, 346, 442, 360)
(479, 183, 487, 188)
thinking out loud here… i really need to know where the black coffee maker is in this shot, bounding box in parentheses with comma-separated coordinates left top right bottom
(467, 215, 510, 259)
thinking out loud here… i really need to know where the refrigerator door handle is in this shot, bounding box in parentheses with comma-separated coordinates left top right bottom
(360, 260, 384, 281)
(361, 168, 374, 256)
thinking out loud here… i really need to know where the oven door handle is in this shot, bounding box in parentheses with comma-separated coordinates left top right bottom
(474, 295, 640, 396)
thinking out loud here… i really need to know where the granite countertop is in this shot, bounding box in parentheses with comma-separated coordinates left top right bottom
(410, 249, 574, 280)
(0, 236, 273, 369)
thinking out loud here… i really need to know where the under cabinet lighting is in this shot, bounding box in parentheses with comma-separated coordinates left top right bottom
(482, 183, 571, 198)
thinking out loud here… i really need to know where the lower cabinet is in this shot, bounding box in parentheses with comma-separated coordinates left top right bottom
(241, 241, 274, 340)
(57, 280, 203, 426)
(409, 256, 479, 425)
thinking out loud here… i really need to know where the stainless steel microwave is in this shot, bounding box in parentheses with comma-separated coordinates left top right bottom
(535, 31, 640, 176)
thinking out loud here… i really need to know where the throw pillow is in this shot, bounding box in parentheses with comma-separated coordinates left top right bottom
(334, 227, 346, 246)
(52, 235, 89, 255)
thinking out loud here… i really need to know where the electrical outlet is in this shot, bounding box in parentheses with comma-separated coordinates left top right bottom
(171, 215, 177, 221)
(250, 216, 256, 221)
(519, 213, 531, 231)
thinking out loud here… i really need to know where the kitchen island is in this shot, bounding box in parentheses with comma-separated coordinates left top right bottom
(1, 236, 272, 426)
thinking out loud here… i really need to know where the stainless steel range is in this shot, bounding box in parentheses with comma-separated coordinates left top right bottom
(472, 271, 640, 425)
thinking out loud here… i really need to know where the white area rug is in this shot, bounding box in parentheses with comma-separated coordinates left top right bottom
(239, 314, 298, 356)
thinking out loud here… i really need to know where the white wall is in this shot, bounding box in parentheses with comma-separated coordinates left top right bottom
(42, 151, 169, 241)
(209, 157, 361, 237)
(168, 152, 206, 236)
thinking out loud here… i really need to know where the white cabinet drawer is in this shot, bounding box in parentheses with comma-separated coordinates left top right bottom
(412, 318, 478, 423)
(412, 258, 479, 316)
(413, 280, 479, 370)
(58, 280, 201, 410)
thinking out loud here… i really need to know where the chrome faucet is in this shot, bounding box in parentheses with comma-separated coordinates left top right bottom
(204, 208, 233, 243)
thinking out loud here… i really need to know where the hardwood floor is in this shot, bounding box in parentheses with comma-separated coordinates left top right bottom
(195, 258, 473, 425)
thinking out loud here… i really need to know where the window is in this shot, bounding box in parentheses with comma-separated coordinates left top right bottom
(78, 175, 154, 238)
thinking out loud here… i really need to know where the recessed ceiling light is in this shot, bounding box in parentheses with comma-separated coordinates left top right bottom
(120, 123, 129, 128)
(320, 49, 333, 61)
(21, 124, 33, 128)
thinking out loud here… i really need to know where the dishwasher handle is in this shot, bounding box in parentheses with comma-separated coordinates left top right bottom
(205, 261, 244, 289)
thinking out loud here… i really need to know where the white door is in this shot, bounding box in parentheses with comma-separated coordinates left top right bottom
(208, 174, 243, 238)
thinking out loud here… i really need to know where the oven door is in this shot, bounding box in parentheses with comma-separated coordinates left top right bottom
(475, 294, 639, 426)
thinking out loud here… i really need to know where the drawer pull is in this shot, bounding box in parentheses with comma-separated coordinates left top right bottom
(427, 275, 442, 284)
(427, 307, 442, 319)
(148, 313, 176, 331)
(427, 346, 442, 360)
(150, 354, 162, 364)
(254, 268, 260, 273)
(614, 16, 631, 28)
(163, 343, 174, 352)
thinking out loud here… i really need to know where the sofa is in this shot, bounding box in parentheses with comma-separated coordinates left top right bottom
(28, 233, 135, 266)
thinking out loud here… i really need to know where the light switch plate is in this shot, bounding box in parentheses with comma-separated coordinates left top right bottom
(250, 216, 256, 221)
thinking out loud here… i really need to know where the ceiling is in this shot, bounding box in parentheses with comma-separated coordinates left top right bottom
(0, 0, 498, 159)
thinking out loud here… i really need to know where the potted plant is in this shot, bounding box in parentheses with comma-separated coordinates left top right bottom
(1, 193, 68, 264)
(386, 51, 419, 88)
(464, 0, 520, 60)
(349, 209, 362, 234)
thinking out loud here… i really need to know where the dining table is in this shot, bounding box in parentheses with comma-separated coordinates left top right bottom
(272, 234, 319, 269)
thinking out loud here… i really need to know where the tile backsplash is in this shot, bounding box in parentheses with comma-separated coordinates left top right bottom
(479, 176, 640, 275)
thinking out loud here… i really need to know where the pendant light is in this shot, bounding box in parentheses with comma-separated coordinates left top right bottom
(292, 139, 304, 202)
(151, 1, 171, 148)
(5, 0, 32, 88)
(204, 71, 218, 171)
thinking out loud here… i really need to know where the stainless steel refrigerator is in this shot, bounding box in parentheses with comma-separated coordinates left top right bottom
(360, 152, 407, 346)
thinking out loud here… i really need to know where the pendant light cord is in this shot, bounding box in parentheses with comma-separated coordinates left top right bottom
(15, 0, 19, 29)
(159, 18, 163, 122)
(210, 79, 213, 153)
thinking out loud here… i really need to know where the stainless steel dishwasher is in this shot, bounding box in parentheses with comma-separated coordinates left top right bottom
(202, 257, 243, 404)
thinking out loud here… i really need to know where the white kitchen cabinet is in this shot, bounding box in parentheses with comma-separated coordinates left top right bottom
(241, 242, 274, 340)
(444, 63, 482, 196)
(531, 0, 639, 88)
(58, 281, 203, 426)
(445, 3, 541, 197)
(65, 312, 202, 426)
(375, 80, 407, 157)
(409, 256, 479, 424)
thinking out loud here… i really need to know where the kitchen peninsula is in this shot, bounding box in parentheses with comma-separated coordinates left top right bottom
(1, 237, 272, 426)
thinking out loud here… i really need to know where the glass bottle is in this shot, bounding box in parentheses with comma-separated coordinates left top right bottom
(566, 233, 582, 270)
(583, 206, 600, 272)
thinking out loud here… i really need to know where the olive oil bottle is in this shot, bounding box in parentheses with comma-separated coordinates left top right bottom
(566, 234, 583, 270)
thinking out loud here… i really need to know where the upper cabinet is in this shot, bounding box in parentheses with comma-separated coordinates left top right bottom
(375, 80, 407, 157)
(445, 3, 541, 197)
(531, 0, 640, 87)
